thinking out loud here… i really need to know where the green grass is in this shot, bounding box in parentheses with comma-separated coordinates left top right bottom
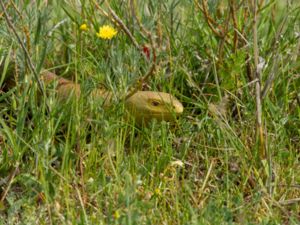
(0, 0, 300, 224)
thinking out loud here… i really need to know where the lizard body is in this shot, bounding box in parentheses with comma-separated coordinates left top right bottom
(40, 71, 183, 124)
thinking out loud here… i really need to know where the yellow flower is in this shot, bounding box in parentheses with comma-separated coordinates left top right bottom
(96, 25, 117, 40)
(154, 188, 161, 196)
(113, 210, 120, 219)
(79, 23, 88, 31)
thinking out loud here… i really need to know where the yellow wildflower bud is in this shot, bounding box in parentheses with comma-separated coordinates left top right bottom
(79, 24, 88, 31)
(113, 210, 120, 219)
(154, 188, 161, 196)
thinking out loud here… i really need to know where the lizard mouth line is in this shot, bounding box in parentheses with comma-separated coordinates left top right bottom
(137, 112, 182, 116)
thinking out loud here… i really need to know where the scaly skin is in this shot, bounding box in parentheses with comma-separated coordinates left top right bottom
(41, 71, 183, 123)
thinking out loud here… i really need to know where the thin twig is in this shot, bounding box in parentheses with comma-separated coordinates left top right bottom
(90, 0, 109, 17)
(261, 54, 279, 99)
(0, 1, 11, 19)
(9, 0, 23, 18)
(194, 0, 230, 45)
(252, 0, 265, 159)
(0, 1, 47, 101)
(106, 4, 140, 50)
(200, 0, 224, 37)
(198, 160, 214, 207)
(217, 3, 231, 63)
(99, 0, 140, 50)
(261, 13, 289, 99)
(230, 0, 239, 52)
(47, 204, 53, 225)
(93, 0, 157, 99)
(125, 0, 157, 100)
(0, 163, 19, 202)
(279, 198, 300, 206)
(194, 0, 218, 26)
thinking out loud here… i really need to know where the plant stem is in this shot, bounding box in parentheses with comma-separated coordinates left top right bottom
(252, 0, 265, 160)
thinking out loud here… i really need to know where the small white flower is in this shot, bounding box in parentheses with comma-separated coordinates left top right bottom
(170, 160, 184, 168)
(257, 56, 266, 73)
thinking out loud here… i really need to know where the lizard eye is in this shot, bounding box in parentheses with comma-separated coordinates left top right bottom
(151, 100, 160, 107)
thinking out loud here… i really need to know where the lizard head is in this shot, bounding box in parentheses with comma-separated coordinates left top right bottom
(125, 91, 183, 124)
